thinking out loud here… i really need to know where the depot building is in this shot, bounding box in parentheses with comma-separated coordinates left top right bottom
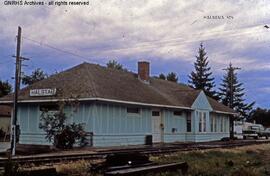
(0, 61, 235, 147)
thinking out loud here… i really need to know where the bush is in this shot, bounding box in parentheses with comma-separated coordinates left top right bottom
(39, 110, 88, 149)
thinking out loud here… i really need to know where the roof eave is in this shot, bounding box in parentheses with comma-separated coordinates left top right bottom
(0, 97, 193, 110)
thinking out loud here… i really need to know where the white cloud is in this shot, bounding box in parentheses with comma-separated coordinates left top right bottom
(0, 0, 270, 70)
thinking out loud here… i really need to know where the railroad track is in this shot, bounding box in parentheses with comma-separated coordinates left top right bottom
(0, 140, 269, 167)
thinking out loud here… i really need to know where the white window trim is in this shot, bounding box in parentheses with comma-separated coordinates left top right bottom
(210, 115, 217, 133)
(198, 111, 207, 133)
(220, 116, 224, 132)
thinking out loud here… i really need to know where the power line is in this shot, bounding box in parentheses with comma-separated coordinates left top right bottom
(22, 36, 89, 61)
(102, 28, 268, 53)
(97, 24, 266, 49)
(20, 24, 269, 62)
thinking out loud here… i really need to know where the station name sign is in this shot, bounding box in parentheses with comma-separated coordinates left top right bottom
(30, 88, 57, 97)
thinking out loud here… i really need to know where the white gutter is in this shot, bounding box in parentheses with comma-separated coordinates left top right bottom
(212, 110, 237, 116)
(0, 97, 193, 110)
(0, 97, 236, 114)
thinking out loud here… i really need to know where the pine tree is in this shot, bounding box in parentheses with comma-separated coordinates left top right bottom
(189, 43, 218, 100)
(219, 63, 255, 119)
(166, 72, 178, 82)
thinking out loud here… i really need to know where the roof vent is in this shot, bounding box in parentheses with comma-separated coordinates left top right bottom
(138, 61, 150, 83)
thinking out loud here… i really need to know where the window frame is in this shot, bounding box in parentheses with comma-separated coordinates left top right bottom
(173, 111, 183, 116)
(198, 111, 207, 133)
(186, 114, 192, 132)
(126, 107, 141, 115)
(152, 111, 160, 116)
(210, 115, 217, 132)
(220, 116, 224, 132)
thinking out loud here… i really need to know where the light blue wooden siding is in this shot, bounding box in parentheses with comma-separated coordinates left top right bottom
(191, 91, 212, 134)
(18, 104, 49, 145)
(164, 110, 186, 133)
(163, 110, 187, 143)
(91, 103, 152, 146)
(69, 104, 94, 132)
(17, 99, 231, 146)
(191, 91, 213, 111)
(188, 91, 230, 142)
(190, 112, 230, 142)
(18, 103, 95, 145)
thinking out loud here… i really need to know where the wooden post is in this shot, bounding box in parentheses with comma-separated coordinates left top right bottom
(11, 26, 21, 156)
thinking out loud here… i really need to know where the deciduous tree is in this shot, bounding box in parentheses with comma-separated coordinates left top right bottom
(106, 60, 127, 71)
(39, 101, 88, 149)
(247, 108, 270, 127)
(22, 68, 48, 86)
(158, 73, 166, 80)
(166, 72, 178, 82)
(0, 80, 12, 97)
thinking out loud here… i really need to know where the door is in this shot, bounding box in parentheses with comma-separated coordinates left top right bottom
(152, 110, 162, 143)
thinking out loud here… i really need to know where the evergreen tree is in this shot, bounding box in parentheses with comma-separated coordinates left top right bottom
(166, 72, 178, 82)
(219, 63, 255, 119)
(22, 68, 48, 86)
(0, 80, 12, 97)
(189, 43, 218, 100)
(158, 73, 166, 80)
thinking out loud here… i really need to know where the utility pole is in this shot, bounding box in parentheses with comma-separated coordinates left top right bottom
(11, 27, 29, 156)
(223, 63, 241, 139)
(11, 26, 21, 156)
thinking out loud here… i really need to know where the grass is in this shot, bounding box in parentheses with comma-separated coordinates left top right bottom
(56, 159, 101, 176)
(3, 144, 269, 176)
(150, 144, 270, 176)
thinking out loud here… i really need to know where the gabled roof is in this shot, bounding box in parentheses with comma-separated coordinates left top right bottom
(0, 62, 235, 114)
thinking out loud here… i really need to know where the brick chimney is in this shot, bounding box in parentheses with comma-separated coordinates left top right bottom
(138, 61, 150, 82)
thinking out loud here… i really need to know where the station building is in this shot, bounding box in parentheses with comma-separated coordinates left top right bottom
(0, 61, 235, 146)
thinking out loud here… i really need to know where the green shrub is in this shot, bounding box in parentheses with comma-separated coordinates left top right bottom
(39, 110, 88, 149)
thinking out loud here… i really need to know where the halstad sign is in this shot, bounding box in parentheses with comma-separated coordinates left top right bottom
(30, 88, 57, 97)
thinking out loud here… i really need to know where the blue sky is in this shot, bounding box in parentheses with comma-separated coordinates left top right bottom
(0, 0, 270, 108)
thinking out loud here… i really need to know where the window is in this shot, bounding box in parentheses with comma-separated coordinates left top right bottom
(210, 116, 213, 132)
(220, 117, 224, 132)
(187, 115, 191, 132)
(210, 116, 217, 132)
(198, 111, 206, 132)
(173, 111, 182, 116)
(224, 118, 228, 132)
(39, 104, 59, 112)
(152, 111, 160, 116)
(203, 112, 206, 132)
(127, 107, 140, 114)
